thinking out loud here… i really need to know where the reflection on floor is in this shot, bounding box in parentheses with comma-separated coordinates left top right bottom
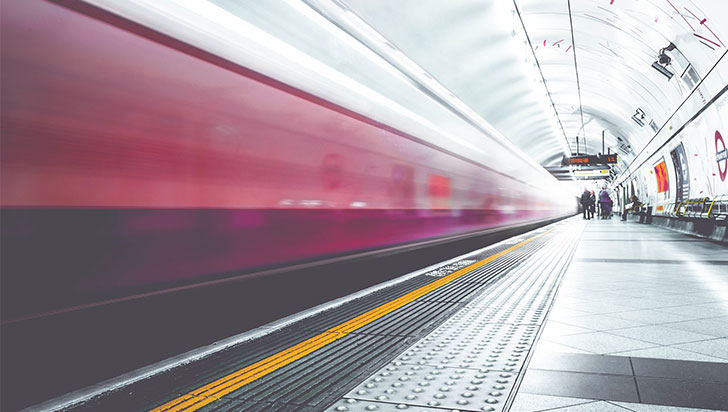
(515, 218, 728, 412)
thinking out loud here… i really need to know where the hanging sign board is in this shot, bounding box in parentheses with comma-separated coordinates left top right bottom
(573, 169, 610, 177)
(564, 154, 618, 165)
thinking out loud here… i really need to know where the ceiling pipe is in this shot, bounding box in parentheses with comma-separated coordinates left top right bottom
(511, 0, 572, 156)
(567, 0, 586, 151)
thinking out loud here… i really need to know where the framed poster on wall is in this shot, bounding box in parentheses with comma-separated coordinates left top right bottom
(670, 143, 690, 202)
(653, 158, 669, 197)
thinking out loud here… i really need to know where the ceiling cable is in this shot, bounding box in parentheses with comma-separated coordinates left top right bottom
(512, 0, 572, 156)
(567, 0, 586, 152)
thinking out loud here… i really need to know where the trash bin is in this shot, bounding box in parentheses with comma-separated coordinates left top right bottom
(646, 206, 653, 224)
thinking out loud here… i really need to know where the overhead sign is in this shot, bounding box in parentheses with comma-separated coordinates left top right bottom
(564, 154, 618, 165)
(573, 169, 610, 177)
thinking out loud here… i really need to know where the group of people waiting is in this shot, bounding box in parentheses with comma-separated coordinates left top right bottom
(580, 187, 613, 220)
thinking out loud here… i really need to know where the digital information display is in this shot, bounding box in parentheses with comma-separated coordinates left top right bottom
(565, 155, 618, 165)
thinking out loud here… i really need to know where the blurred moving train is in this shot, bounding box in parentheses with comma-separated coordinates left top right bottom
(1, 0, 575, 321)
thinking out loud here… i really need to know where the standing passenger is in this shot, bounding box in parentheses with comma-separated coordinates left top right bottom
(599, 188, 609, 218)
(605, 192, 613, 218)
(589, 191, 596, 219)
(596, 195, 601, 217)
(580, 189, 591, 219)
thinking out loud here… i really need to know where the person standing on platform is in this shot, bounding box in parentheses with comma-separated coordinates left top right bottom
(589, 190, 596, 219)
(581, 189, 591, 219)
(596, 195, 601, 217)
(605, 192, 613, 218)
(599, 187, 608, 218)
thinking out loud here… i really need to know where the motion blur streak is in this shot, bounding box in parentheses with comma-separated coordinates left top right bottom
(0, 1, 573, 321)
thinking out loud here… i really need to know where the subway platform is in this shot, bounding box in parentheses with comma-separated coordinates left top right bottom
(26, 217, 728, 412)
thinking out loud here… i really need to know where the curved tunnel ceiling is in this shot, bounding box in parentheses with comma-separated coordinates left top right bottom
(323, 0, 728, 174)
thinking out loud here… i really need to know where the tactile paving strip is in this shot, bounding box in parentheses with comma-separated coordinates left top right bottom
(326, 398, 469, 412)
(326, 220, 584, 412)
(331, 362, 516, 411)
(395, 323, 539, 372)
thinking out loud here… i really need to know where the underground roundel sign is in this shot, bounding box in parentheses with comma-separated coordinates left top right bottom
(717, 130, 728, 182)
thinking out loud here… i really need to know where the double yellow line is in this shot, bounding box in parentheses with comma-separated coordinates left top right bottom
(150, 230, 548, 412)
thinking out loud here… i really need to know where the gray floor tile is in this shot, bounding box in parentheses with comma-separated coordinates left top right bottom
(519, 369, 639, 402)
(558, 315, 645, 331)
(663, 319, 728, 338)
(533, 340, 594, 355)
(654, 304, 728, 320)
(608, 310, 696, 325)
(554, 402, 635, 411)
(540, 321, 594, 338)
(509, 393, 596, 412)
(553, 298, 594, 307)
(644, 295, 724, 307)
(548, 332, 657, 354)
(573, 302, 639, 315)
(608, 346, 727, 363)
(611, 290, 686, 299)
(607, 325, 716, 345)
(636, 376, 728, 410)
(679, 283, 728, 293)
(597, 299, 681, 311)
(680, 293, 728, 304)
(672, 338, 728, 360)
(575, 244, 698, 260)
(631, 357, 728, 383)
(612, 401, 726, 412)
(548, 309, 596, 320)
(559, 290, 620, 304)
(528, 352, 633, 375)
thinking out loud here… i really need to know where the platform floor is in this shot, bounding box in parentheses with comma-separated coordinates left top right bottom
(512, 218, 728, 412)
(26, 217, 728, 412)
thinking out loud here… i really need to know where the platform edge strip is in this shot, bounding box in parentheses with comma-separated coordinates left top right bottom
(148, 229, 553, 412)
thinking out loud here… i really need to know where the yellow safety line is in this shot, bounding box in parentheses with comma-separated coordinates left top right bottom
(149, 229, 552, 412)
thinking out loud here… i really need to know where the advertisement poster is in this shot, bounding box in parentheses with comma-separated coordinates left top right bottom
(653, 158, 669, 194)
(670, 143, 690, 202)
(713, 93, 728, 195)
(717, 130, 727, 183)
(708, 92, 728, 196)
(688, 91, 728, 197)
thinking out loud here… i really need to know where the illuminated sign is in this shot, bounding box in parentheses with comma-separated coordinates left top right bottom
(573, 169, 610, 177)
(564, 155, 618, 165)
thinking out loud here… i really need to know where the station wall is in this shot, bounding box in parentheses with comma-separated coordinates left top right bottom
(620, 84, 728, 211)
